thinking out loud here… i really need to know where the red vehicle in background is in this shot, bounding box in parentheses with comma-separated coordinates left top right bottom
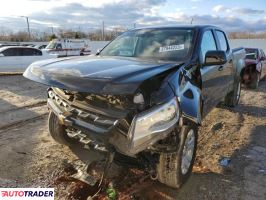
(241, 48, 266, 88)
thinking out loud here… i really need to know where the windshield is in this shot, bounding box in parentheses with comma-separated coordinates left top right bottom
(100, 28, 195, 61)
(245, 49, 258, 60)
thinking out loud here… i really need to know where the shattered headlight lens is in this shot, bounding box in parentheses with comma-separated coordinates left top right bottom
(129, 97, 180, 143)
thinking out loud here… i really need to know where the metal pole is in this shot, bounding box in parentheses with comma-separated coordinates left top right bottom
(102, 21, 105, 41)
(21, 16, 30, 40)
(26, 17, 30, 40)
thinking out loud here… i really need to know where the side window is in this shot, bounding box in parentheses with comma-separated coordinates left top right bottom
(2, 48, 20, 56)
(22, 48, 42, 56)
(56, 44, 62, 49)
(200, 30, 217, 62)
(216, 31, 228, 52)
(22, 48, 34, 56)
(33, 49, 42, 56)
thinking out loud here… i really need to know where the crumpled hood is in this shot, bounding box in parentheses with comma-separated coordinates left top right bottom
(23, 55, 183, 94)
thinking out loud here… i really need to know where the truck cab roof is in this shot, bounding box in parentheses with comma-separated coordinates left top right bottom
(133, 25, 223, 31)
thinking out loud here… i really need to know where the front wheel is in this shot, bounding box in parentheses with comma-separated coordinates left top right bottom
(157, 123, 198, 188)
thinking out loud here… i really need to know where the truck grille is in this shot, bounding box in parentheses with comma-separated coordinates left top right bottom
(48, 89, 130, 135)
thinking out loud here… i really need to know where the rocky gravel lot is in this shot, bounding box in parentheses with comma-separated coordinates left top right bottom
(0, 75, 265, 200)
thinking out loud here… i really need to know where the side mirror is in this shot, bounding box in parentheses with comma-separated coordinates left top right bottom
(204, 50, 227, 66)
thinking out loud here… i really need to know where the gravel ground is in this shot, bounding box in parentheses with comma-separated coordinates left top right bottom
(0, 75, 265, 200)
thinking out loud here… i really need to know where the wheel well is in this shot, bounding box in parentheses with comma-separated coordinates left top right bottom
(241, 64, 260, 84)
(241, 64, 257, 78)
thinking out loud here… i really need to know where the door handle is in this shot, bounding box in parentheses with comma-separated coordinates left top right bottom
(218, 66, 224, 71)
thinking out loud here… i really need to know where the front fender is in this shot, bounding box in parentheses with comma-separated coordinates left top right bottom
(178, 81, 202, 124)
(169, 71, 202, 125)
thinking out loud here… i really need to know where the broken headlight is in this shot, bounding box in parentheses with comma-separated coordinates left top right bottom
(129, 97, 180, 147)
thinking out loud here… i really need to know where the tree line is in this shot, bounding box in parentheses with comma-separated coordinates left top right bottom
(0, 28, 126, 42)
(228, 32, 266, 39)
(1, 28, 266, 42)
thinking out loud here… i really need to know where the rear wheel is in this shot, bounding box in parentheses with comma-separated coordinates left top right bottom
(48, 111, 76, 146)
(224, 78, 241, 107)
(157, 123, 198, 188)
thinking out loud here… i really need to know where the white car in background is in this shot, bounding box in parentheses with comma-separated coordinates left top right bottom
(0, 46, 58, 72)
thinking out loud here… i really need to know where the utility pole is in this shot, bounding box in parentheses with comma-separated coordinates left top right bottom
(102, 21, 105, 41)
(190, 18, 194, 24)
(21, 16, 30, 40)
(51, 27, 54, 35)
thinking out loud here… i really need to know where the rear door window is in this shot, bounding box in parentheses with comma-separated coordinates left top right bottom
(200, 30, 217, 61)
(215, 30, 228, 52)
(22, 48, 42, 56)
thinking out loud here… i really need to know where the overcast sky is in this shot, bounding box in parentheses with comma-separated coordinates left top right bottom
(0, 0, 266, 33)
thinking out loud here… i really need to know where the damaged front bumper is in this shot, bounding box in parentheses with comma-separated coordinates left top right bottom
(47, 89, 180, 156)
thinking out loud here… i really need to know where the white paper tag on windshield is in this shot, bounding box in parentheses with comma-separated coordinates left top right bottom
(159, 44, 185, 52)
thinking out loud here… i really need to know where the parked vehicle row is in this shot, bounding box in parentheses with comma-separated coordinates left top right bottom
(0, 46, 57, 72)
(0, 39, 92, 72)
(24, 25, 246, 189)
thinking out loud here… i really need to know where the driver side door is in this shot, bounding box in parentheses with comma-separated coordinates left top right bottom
(200, 30, 222, 117)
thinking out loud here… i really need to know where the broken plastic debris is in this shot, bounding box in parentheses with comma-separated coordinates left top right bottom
(219, 157, 231, 167)
(106, 182, 117, 200)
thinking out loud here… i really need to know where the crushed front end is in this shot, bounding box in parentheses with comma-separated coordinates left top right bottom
(47, 84, 180, 157)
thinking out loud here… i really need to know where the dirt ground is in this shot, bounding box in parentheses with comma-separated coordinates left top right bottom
(0, 75, 265, 200)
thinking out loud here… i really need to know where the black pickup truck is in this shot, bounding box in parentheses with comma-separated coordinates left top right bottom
(24, 25, 245, 189)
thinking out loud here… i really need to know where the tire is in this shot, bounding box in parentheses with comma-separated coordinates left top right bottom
(157, 123, 198, 188)
(249, 71, 260, 89)
(48, 111, 76, 146)
(224, 78, 241, 107)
